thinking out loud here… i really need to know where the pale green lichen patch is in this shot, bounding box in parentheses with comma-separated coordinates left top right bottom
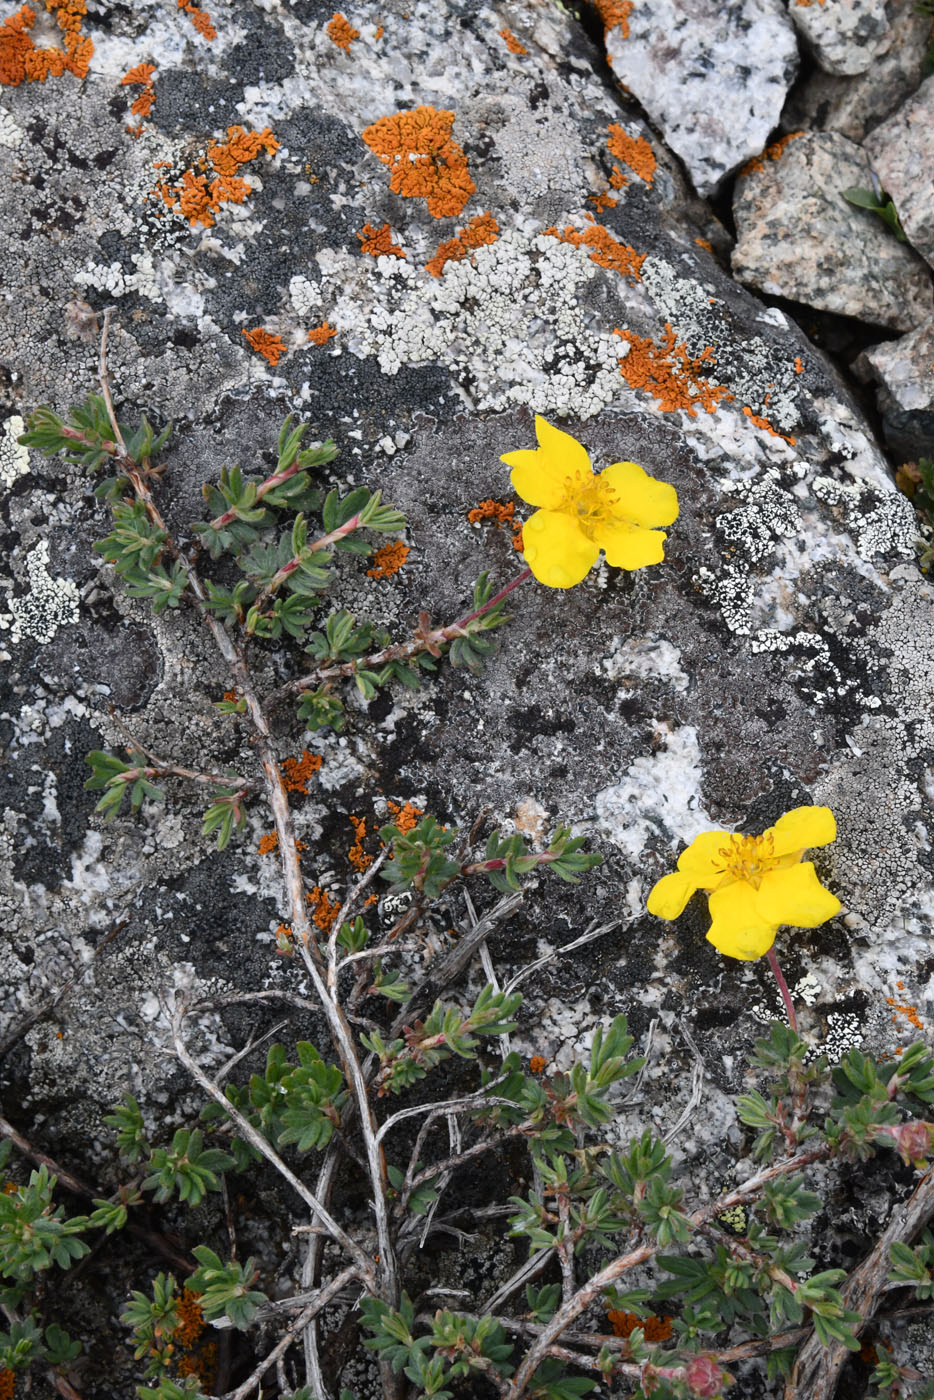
(0, 414, 28, 487)
(0, 539, 80, 646)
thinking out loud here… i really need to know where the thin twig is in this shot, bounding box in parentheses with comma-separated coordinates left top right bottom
(501, 917, 620, 997)
(171, 1008, 375, 1283)
(506, 1141, 832, 1395)
(219, 1267, 357, 1400)
(210, 1264, 357, 1330)
(786, 1165, 934, 1400)
(0, 1112, 191, 1272)
(98, 310, 127, 455)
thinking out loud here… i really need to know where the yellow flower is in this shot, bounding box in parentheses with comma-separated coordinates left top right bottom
(500, 415, 678, 589)
(646, 806, 841, 961)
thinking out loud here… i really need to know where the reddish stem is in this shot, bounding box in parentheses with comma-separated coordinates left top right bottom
(767, 947, 798, 1032)
(454, 565, 532, 629)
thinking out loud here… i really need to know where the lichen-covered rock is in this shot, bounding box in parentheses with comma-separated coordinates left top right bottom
(855, 318, 934, 460)
(604, 0, 799, 196)
(3, 6, 934, 1389)
(864, 75, 934, 270)
(788, 0, 895, 76)
(781, 0, 931, 141)
(731, 131, 934, 330)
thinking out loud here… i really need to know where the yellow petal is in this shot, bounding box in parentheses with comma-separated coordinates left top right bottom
(501, 416, 591, 508)
(521, 509, 600, 589)
(707, 881, 778, 961)
(594, 519, 667, 570)
(676, 830, 732, 886)
(601, 460, 679, 527)
(768, 806, 837, 857)
(755, 862, 841, 928)
(647, 871, 696, 920)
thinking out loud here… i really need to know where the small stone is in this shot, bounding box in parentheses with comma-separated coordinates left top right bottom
(788, 0, 895, 77)
(855, 319, 934, 461)
(781, 1, 931, 141)
(864, 76, 934, 271)
(605, 0, 798, 196)
(731, 131, 934, 331)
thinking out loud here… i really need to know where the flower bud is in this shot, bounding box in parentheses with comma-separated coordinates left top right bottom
(685, 1354, 732, 1397)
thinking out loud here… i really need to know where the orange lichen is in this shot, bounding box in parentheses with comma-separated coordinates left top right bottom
(281, 749, 323, 794)
(695, 237, 713, 253)
(122, 60, 154, 85)
(122, 62, 156, 129)
(590, 0, 633, 35)
(607, 1311, 674, 1342)
(0, 1370, 13, 1400)
(386, 799, 423, 834)
(616, 323, 732, 416)
(588, 189, 618, 212)
(327, 11, 358, 50)
(426, 211, 500, 278)
(739, 131, 802, 179)
(742, 404, 796, 446)
(374, 23, 384, 39)
(888, 997, 923, 1031)
(307, 322, 338, 345)
(499, 26, 527, 54)
(357, 221, 406, 258)
(547, 223, 645, 283)
(258, 832, 279, 855)
(367, 540, 410, 579)
(177, 0, 216, 41)
(794, 356, 804, 374)
(0, 0, 92, 87)
(348, 815, 372, 872)
(468, 498, 515, 528)
(361, 105, 476, 218)
(242, 328, 288, 366)
(529, 1055, 547, 1074)
(308, 885, 341, 932)
(150, 126, 278, 228)
(512, 524, 524, 552)
(608, 165, 629, 190)
(607, 123, 655, 185)
(175, 1290, 205, 1348)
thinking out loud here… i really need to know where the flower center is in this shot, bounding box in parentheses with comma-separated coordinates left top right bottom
(714, 833, 777, 889)
(558, 472, 620, 540)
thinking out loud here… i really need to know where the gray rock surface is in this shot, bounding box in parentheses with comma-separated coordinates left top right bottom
(855, 318, 934, 460)
(864, 75, 934, 269)
(781, 0, 931, 141)
(731, 130, 934, 330)
(604, 0, 799, 195)
(788, 0, 896, 75)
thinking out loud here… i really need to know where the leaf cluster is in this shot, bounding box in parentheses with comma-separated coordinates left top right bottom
(141, 1129, 235, 1207)
(85, 750, 165, 822)
(201, 1041, 347, 1165)
(362, 985, 521, 1096)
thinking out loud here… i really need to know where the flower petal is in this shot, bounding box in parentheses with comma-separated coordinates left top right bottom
(601, 460, 679, 527)
(501, 416, 591, 508)
(707, 881, 778, 961)
(768, 805, 837, 857)
(676, 830, 732, 886)
(755, 862, 841, 929)
(521, 509, 600, 589)
(594, 519, 667, 570)
(647, 871, 697, 920)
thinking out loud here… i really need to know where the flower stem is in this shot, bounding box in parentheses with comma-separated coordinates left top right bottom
(767, 947, 798, 1031)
